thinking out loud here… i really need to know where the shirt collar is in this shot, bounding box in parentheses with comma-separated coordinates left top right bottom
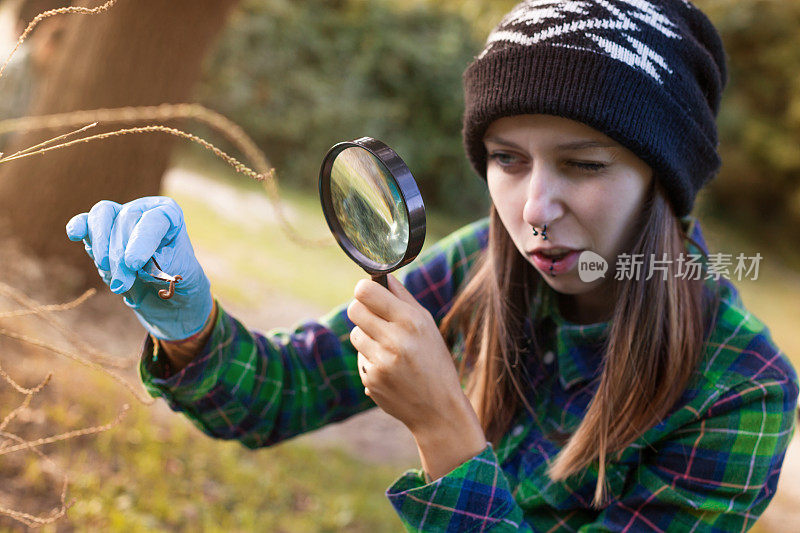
(531, 214, 709, 390)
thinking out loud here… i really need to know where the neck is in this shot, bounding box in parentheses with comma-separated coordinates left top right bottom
(557, 282, 617, 325)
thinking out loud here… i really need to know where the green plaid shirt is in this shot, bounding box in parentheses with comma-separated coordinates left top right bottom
(140, 215, 798, 532)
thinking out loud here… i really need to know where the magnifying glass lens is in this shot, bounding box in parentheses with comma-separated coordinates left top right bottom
(330, 147, 409, 267)
(320, 137, 425, 288)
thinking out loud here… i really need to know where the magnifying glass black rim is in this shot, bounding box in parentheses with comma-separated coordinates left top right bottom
(319, 136, 426, 276)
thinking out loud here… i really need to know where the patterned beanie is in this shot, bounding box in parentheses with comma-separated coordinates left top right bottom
(462, 0, 727, 217)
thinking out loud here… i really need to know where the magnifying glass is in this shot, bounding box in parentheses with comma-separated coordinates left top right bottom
(319, 137, 426, 289)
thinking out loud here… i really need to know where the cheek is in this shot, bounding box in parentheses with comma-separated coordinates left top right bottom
(487, 173, 526, 231)
(584, 173, 650, 255)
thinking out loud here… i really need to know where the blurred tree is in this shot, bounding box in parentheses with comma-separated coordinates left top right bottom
(695, 1, 800, 248)
(0, 0, 239, 276)
(200, 0, 491, 219)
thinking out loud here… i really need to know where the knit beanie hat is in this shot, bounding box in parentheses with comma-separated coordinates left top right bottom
(462, 0, 727, 217)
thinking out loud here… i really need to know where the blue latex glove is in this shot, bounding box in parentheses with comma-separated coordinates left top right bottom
(66, 196, 213, 341)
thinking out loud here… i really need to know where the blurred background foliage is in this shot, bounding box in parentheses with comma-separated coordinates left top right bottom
(699, 0, 800, 258)
(198, 0, 800, 262)
(198, 0, 498, 220)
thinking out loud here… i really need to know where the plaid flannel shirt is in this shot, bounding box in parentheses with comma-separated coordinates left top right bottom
(140, 215, 798, 532)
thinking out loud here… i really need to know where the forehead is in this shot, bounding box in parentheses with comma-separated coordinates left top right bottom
(484, 114, 617, 148)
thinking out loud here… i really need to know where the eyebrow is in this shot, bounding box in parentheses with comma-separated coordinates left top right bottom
(483, 136, 616, 151)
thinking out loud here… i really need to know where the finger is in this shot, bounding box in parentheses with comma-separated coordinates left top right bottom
(357, 351, 372, 382)
(353, 278, 406, 322)
(65, 213, 88, 241)
(347, 299, 389, 341)
(107, 205, 145, 294)
(86, 200, 122, 271)
(124, 207, 175, 271)
(387, 274, 420, 307)
(349, 326, 381, 362)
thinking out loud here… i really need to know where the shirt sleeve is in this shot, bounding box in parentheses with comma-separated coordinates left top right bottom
(385, 376, 797, 532)
(386, 442, 535, 532)
(139, 299, 375, 449)
(579, 377, 798, 532)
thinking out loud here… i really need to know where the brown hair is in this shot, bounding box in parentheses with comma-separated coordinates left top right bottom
(440, 179, 719, 508)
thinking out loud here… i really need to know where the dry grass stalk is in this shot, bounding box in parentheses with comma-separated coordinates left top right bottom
(0, 365, 68, 526)
(0, 124, 267, 181)
(3, 122, 98, 160)
(0, 104, 330, 247)
(0, 326, 154, 405)
(0, 0, 119, 81)
(0, 426, 71, 528)
(0, 283, 133, 369)
(0, 404, 129, 456)
(0, 287, 95, 319)
(0, 288, 133, 528)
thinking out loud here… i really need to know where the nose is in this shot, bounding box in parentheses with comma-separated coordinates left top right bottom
(522, 162, 564, 229)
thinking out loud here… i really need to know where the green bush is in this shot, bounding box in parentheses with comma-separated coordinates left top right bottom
(200, 0, 490, 218)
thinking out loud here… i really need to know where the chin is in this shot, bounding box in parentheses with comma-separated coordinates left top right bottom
(540, 273, 603, 295)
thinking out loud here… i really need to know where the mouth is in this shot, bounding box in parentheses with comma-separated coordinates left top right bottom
(528, 248, 584, 275)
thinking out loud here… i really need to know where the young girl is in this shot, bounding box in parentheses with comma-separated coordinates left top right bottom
(66, 0, 798, 530)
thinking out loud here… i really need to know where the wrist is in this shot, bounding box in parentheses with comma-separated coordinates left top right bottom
(154, 299, 218, 373)
(136, 287, 214, 340)
(414, 388, 481, 438)
(411, 392, 487, 482)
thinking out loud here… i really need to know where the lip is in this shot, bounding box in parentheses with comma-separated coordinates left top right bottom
(528, 248, 583, 275)
(529, 245, 579, 254)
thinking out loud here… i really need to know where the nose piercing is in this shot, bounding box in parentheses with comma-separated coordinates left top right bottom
(531, 223, 548, 240)
(532, 222, 556, 277)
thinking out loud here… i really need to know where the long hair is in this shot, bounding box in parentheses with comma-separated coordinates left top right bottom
(440, 179, 719, 508)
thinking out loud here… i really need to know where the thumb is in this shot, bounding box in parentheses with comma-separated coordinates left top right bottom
(387, 274, 419, 307)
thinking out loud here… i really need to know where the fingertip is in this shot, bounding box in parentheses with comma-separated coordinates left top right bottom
(353, 278, 370, 299)
(124, 251, 147, 271)
(65, 213, 88, 241)
(346, 299, 357, 320)
(109, 278, 125, 293)
(109, 272, 134, 294)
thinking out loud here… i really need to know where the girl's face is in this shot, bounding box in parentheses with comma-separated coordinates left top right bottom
(483, 114, 653, 323)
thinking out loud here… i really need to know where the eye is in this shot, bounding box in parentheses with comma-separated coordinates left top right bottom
(568, 161, 608, 173)
(488, 151, 525, 171)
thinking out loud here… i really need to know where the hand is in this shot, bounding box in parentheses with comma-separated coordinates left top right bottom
(66, 196, 213, 341)
(346, 275, 474, 435)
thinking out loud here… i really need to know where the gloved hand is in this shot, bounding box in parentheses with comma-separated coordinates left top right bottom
(66, 196, 213, 341)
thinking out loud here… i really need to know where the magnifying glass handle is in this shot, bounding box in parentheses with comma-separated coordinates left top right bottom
(372, 274, 388, 289)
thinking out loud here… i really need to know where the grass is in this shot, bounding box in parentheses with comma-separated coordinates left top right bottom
(0, 357, 405, 532)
